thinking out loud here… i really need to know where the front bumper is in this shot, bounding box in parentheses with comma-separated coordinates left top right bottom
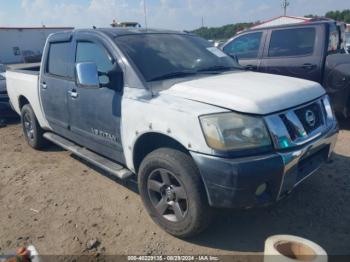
(190, 123, 338, 209)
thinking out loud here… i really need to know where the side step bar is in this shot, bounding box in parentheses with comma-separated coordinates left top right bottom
(43, 132, 133, 180)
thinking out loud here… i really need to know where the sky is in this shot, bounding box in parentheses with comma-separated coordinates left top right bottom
(0, 0, 348, 30)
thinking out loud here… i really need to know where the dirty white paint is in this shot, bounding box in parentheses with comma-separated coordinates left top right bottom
(121, 87, 227, 172)
(163, 71, 325, 115)
(6, 70, 51, 129)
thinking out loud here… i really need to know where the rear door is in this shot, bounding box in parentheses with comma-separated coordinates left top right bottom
(40, 40, 74, 134)
(222, 31, 266, 71)
(260, 26, 324, 83)
(68, 34, 124, 163)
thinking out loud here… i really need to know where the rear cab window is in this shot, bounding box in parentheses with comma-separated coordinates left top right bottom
(46, 42, 72, 78)
(268, 27, 316, 57)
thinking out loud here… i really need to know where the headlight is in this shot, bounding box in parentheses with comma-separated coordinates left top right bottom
(200, 112, 271, 151)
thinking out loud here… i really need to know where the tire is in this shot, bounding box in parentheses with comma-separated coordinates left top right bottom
(138, 148, 213, 238)
(21, 104, 47, 149)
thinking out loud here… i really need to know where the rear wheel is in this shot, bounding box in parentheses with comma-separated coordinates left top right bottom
(21, 104, 47, 149)
(138, 148, 213, 238)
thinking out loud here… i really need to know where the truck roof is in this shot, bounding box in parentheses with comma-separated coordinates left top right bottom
(241, 20, 335, 34)
(47, 28, 187, 42)
(96, 28, 186, 37)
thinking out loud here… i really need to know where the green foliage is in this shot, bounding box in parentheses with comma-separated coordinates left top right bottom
(304, 14, 319, 19)
(191, 23, 256, 40)
(325, 9, 350, 23)
(191, 9, 350, 41)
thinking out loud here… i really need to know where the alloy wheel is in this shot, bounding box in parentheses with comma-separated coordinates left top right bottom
(147, 168, 189, 222)
(23, 113, 34, 141)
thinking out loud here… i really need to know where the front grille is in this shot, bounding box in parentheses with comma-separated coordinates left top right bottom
(280, 114, 298, 140)
(264, 98, 330, 149)
(295, 102, 323, 134)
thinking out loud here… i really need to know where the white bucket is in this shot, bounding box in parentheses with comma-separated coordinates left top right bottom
(264, 235, 327, 262)
(27, 245, 41, 262)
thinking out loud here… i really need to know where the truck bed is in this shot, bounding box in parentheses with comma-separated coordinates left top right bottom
(6, 63, 50, 129)
(7, 63, 41, 75)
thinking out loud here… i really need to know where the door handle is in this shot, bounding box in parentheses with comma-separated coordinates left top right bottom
(68, 90, 79, 99)
(301, 63, 316, 70)
(41, 83, 47, 89)
(245, 65, 257, 70)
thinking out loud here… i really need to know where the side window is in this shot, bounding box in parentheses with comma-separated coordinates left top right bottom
(268, 28, 316, 57)
(223, 32, 262, 59)
(76, 42, 114, 84)
(47, 42, 72, 78)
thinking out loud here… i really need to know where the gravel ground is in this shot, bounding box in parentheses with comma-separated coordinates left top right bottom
(0, 119, 349, 257)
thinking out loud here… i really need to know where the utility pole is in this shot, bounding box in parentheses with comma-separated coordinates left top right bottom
(282, 0, 290, 16)
(201, 16, 204, 28)
(143, 0, 148, 28)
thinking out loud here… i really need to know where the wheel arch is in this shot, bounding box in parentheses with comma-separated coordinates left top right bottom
(132, 132, 190, 173)
(18, 95, 30, 110)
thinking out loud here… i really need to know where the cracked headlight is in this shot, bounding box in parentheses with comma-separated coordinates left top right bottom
(200, 112, 272, 151)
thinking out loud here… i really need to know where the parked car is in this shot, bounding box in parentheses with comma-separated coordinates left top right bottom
(6, 28, 338, 237)
(0, 64, 21, 118)
(0, 70, 6, 100)
(0, 64, 11, 117)
(222, 20, 350, 118)
(345, 32, 350, 53)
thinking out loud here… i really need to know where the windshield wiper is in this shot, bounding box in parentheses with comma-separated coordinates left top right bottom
(149, 71, 197, 81)
(197, 65, 240, 72)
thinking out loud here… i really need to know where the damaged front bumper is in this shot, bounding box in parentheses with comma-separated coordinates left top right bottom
(191, 110, 338, 209)
(191, 150, 284, 208)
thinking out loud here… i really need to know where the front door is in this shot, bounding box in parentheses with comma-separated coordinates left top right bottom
(68, 38, 124, 163)
(260, 26, 323, 83)
(222, 31, 265, 71)
(40, 40, 74, 134)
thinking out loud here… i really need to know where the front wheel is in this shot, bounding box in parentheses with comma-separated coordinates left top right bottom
(21, 104, 47, 149)
(138, 148, 213, 238)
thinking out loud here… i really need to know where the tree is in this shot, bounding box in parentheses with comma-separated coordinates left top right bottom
(304, 14, 319, 19)
(191, 22, 256, 40)
(191, 9, 350, 41)
(325, 9, 350, 23)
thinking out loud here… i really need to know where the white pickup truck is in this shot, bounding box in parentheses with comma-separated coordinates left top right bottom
(6, 28, 338, 237)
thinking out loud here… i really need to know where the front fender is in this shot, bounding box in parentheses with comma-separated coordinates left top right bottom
(120, 88, 227, 172)
(324, 54, 350, 115)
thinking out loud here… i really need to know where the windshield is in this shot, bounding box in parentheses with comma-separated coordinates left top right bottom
(114, 33, 240, 82)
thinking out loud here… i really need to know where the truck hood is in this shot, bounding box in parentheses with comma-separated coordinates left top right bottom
(161, 71, 325, 115)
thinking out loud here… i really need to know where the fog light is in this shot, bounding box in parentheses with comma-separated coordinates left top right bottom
(255, 183, 267, 196)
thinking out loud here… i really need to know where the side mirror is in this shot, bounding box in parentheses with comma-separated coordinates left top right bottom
(76, 62, 100, 89)
(106, 64, 124, 92)
(228, 53, 240, 64)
